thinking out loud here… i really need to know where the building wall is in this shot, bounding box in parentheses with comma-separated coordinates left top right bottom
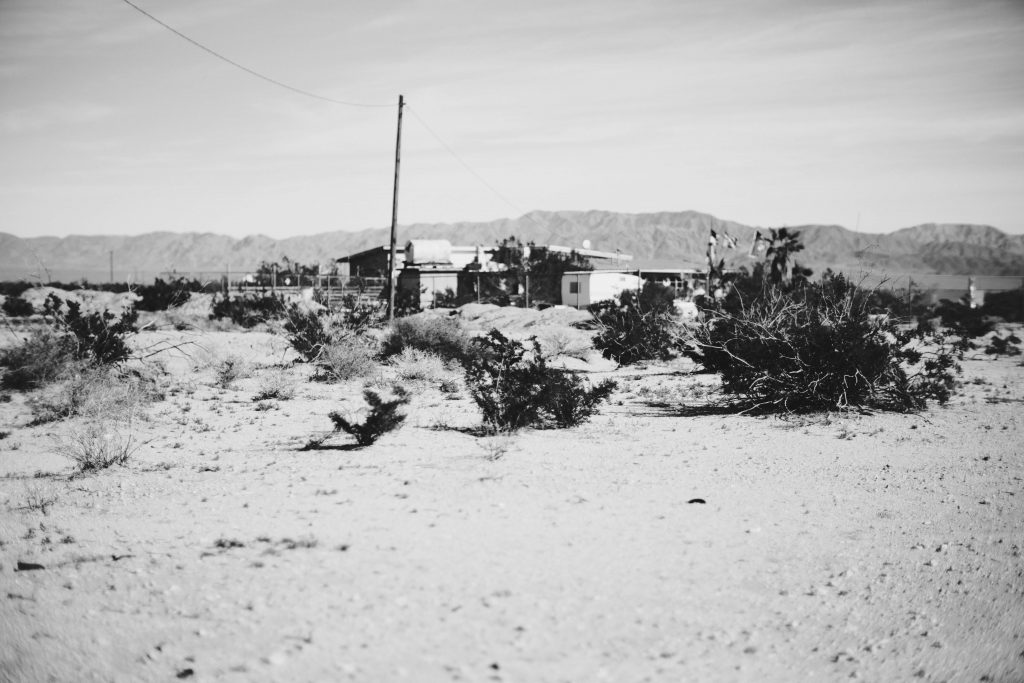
(560, 271, 642, 308)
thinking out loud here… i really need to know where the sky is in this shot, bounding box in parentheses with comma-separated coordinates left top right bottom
(1, 0, 1023, 239)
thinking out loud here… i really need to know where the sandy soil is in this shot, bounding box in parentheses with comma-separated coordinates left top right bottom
(1, 315, 1023, 682)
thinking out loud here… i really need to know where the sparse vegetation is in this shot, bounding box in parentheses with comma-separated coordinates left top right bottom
(134, 277, 207, 312)
(381, 314, 473, 364)
(317, 341, 378, 382)
(210, 293, 286, 328)
(214, 356, 250, 390)
(42, 293, 138, 365)
(325, 387, 411, 447)
(56, 417, 143, 473)
(590, 282, 682, 365)
(28, 366, 159, 425)
(2, 295, 34, 317)
(1, 328, 79, 391)
(462, 329, 616, 432)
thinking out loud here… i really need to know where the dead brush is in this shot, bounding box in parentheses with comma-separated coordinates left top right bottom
(28, 365, 159, 425)
(389, 347, 456, 384)
(55, 414, 146, 473)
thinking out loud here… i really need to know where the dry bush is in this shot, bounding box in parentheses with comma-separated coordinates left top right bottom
(536, 329, 593, 360)
(381, 314, 473, 363)
(318, 340, 378, 382)
(389, 347, 456, 384)
(252, 367, 298, 401)
(56, 417, 143, 473)
(0, 327, 79, 391)
(213, 355, 252, 389)
(28, 366, 160, 425)
(313, 386, 410, 448)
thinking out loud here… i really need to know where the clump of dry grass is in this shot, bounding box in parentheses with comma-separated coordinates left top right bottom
(56, 416, 144, 473)
(252, 367, 298, 401)
(389, 347, 457, 384)
(318, 340, 378, 382)
(28, 365, 161, 425)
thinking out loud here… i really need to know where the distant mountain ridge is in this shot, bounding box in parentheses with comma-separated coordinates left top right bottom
(2, 210, 1023, 283)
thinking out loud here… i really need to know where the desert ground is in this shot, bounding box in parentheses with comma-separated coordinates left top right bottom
(1, 302, 1023, 682)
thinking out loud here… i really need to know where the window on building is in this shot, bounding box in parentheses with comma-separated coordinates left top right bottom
(569, 281, 579, 294)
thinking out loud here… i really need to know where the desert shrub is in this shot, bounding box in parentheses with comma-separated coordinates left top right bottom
(536, 329, 593, 360)
(981, 288, 1024, 323)
(687, 273, 964, 413)
(389, 347, 454, 384)
(925, 299, 995, 340)
(135, 277, 205, 312)
(462, 329, 617, 431)
(0, 281, 34, 299)
(56, 418, 142, 472)
(327, 387, 411, 446)
(28, 366, 161, 424)
(318, 340, 378, 382)
(2, 295, 34, 317)
(542, 371, 618, 428)
(210, 293, 285, 328)
(0, 328, 78, 391)
(282, 304, 333, 362)
(42, 293, 137, 365)
(590, 282, 682, 365)
(213, 356, 250, 389)
(381, 314, 473, 363)
(984, 333, 1022, 356)
(252, 368, 297, 401)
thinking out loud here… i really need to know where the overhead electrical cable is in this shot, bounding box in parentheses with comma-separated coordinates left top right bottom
(118, 0, 393, 108)
(406, 105, 547, 228)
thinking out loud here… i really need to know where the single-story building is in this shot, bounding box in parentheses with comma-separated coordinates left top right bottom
(561, 270, 644, 309)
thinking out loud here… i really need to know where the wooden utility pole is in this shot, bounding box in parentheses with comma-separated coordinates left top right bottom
(387, 94, 405, 321)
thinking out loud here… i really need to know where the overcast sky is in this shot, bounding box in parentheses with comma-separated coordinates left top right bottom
(1, 0, 1022, 239)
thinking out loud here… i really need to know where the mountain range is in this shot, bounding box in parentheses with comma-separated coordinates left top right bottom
(2, 210, 1023, 283)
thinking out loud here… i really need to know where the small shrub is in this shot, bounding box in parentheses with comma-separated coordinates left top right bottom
(381, 315, 473, 363)
(981, 288, 1024, 323)
(327, 387, 411, 447)
(462, 330, 617, 432)
(214, 356, 250, 389)
(56, 418, 142, 472)
(985, 333, 1022, 356)
(1, 328, 79, 391)
(252, 369, 297, 401)
(590, 282, 682, 365)
(389, 347, 454, 384)
(281, 303, 334, 363)
(42, 294, 137, 365)
(687, 274, 964, 413)
(2, 295, 34, 317)
(318, 341, 378, 382)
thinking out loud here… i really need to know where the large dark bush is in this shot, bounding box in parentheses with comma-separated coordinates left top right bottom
(135, 277, 206, 312)
(43, 294, 137, 365)
(590, 282, 681, 365)
(926, 299, 995, 340)
(2, 295, 34, 317)
(687, 274, 963, 413)
(981, 288, 1024, 323)
(462, 329, 616, 431)
(210, 293, 285, 328)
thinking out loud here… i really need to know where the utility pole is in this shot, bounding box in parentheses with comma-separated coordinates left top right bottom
(387, 94, 405, 321)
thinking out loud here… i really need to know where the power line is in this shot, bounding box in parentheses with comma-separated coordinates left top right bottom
(118, 0, 393, 108)
(406, 105, 546, 229)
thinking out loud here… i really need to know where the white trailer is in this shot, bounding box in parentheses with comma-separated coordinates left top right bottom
(561, 270, 643, 309)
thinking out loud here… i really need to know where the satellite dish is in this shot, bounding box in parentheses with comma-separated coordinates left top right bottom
(582, 239, 591, 249)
